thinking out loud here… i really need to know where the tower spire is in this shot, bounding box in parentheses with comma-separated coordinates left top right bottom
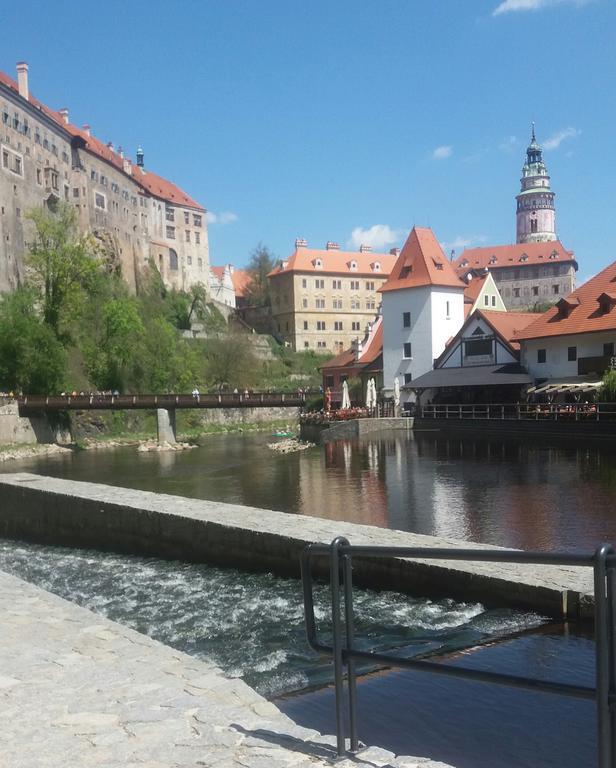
(531, 121, 536, 143)
(515, 125, 556, 244)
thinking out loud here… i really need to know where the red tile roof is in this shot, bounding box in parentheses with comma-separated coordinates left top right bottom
(463, 272, 489, 304)
(515, 260, 616, 340)
(480, 310, 542, 350)
(0, 69, 204, 210)
(268, 247, 397, 279)
(453, 241, 576, 275)
(231, 269, 252, 298)
(320, 349, 357, 370)
(379, 227, 465, 293)
(360, 318, 383, 365)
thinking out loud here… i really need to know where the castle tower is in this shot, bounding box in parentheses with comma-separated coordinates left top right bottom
(516, 124, 556, 244)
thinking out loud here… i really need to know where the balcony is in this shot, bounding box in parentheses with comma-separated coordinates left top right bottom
(578, 355, 612, 375)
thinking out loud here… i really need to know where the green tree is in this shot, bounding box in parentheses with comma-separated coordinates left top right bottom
(246, 244, 276, 307)
(25, 203, 101, 337)
(601, 370, 616, 402)
(204, 333, 259, 389)
(0, 289, 66, 394)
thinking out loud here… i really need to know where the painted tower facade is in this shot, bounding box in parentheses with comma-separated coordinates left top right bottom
(516, 125, 556, 244)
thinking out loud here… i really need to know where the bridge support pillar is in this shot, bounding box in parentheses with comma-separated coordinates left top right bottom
(156, 408, 177, 444)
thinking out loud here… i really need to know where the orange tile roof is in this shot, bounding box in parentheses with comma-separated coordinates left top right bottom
(360, 318, 383, 365)
(320, 349, 357, 370)
(210, 266, 226, 280)
(268, 247, 397, 279)
(231, 269, 252, 298)
(515, 260, 616, 340)
(463, 272, 489, 304)
(0, 69, 204, 210)
(379, 227, 465, 293)
(480, 310, 542, 350)
(453, 241, 576, 274)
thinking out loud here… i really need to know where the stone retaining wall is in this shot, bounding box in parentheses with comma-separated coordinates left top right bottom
(300, 417, 413, 443)
(193, 405, 299, 426)
(414, 417, 616, 440)
(0, 473, 594, 619)
(0, 402, 71, 445)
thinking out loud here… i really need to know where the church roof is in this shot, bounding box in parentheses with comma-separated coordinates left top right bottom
(379, 227, 465, 293)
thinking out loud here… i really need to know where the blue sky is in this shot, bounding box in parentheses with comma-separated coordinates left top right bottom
(1, 0, 614, 281)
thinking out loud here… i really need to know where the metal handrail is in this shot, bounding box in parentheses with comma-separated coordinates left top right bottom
(420, 402, 616, 421)
(301, 538, 616, 766)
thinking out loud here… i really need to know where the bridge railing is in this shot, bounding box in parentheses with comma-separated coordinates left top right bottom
(302, 538, 616, 766)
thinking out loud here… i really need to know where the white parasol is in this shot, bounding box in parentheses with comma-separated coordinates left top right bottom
(393, 377, 400, 408)
(341, 379, 351, 410)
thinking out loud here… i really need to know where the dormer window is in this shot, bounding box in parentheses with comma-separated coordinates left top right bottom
(372, 262, 381, 272)
(432, 259, 443, 271)
(400, 266, 412, 279)
(549, 250, 559, 260)
(489, 255, 497, 265)
(314, 258, 323, 269)
(460, 260, 468, 268)
(597, 293, 616, 315)
(556, 296, 580, 318)
(349, 260, 358, 271)
(519, 254, 528, 263)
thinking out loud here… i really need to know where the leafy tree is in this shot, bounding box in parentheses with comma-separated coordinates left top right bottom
(204, 333, 259, 389)
(601, 370, 616, 402)
(246, 244, 276, 307)
(0, 289, 66, 394)
(25, 203, 101, 337)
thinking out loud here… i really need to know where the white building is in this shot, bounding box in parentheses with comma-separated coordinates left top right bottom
(517, 261, 616, 387)
(380, 226, 465, 402)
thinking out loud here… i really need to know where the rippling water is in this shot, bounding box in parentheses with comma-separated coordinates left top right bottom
(0, 539, 542, 697)
(5, 429, 616, 550)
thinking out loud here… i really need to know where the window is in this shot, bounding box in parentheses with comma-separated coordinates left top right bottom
(72, 187, 79, 198)
(94, 193, 106, 210)
(36, 168, 42, 185)
(465, 339, 492, 357)
(568, 346, 577, 362)
(304, 341, 310, 348)
(315, 279, 324, 289)
(484, 295, 489, 306)
(352, 321, 360, 331)
(302, 298, 308, 308)
(332, 279, 342, 290)
(400, 266, 412, 279)
(403, 312, 411, 327)
(491, 295, 496, 307)
(316, 298, 326, 309)
(325, 376, 334, 387)
(317, 341, 326, 348)
(366, 300, 375, 310)
(351, 299, 360, 310)
(303, 321, 308, 330)
(530, 219, 538, 233)
(532, 286, 539, 296)
(537, 349, 546, 364)
(198, 258, 203, 269)
(187, 256, 192, 265)
(184, 211, 190, 224)
(169, 249, 179, 270)
(404, 373, 413, 384)
(604, 343, 614, 357)
(302, 278, 307, 288)
(166, 226, 175, 239)
(350, 280, 359, 290)
(403, 342, 412, 359)
(195, 232, 200, 244)
(446, 300, 450, 318)
(514, 288, 520, 298)
(317, 321, 326, 331)
(1, 150, 7, 168)
(334, 321, 343, 331)
(553, 284, 559, 295)
(166, 207, 175, 222)
(193, 214, 202, 227)
(333, 298, 342, 309)
(366, 281, 375, 291)
(185, 230, 191, 242)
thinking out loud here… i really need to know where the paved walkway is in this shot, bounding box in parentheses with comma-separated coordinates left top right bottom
(0, 570, 451, 768)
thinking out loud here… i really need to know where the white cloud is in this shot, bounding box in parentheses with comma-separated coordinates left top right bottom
(432, 145, 453, 160)
(543, 127, 581, 150)
(206, 211, 238, 225)
(347, 224, 403, 251)
(441, 235, 488, 253)
(499, 135, 518, 152)
(493, 0, 591, 16)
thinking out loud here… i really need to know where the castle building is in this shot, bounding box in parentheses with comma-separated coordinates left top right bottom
(267, 239, 398, 352)
(453, 127, 577, 310)
(0, 62, 209, 295)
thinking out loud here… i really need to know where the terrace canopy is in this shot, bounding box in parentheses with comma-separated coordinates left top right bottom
(408, 363, 533, 391)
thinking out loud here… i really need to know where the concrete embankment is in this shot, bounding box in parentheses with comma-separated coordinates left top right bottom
(300, 417, 413, 443)
(0, 568, 450, 768)
(0, 473, 593, 619)
(413, 417, 616, 440)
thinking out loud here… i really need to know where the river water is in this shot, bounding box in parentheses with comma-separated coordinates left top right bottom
(4, 428, 616, 551)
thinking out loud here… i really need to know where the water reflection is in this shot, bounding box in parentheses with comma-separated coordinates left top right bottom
(5, 430, 616, 551)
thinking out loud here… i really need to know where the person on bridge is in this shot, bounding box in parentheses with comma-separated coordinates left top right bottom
(192, 387, 200, 399)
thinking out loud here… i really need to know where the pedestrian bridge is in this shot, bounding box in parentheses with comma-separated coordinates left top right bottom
(16, 392, 307, 444)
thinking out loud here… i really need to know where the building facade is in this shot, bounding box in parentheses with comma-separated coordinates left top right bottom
(453, 127, 577, 310)
(267, 239, 398, 352)
(0, 62, 209, 295)
(380, 227, 466, 402)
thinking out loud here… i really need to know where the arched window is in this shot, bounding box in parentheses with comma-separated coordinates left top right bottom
(169, 249, 179, 270)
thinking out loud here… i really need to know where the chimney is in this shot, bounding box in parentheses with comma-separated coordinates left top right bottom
(294, 237, 307, 248)
(16, 62, 29, 101)
(389, 247, 401, 256)
(82, 124, 91, 136)
(58, 108, 69, 124)
(359, 244, 372, 253)
(107, 141, 114, 151)
(118, 145, 124, 158)
(450, 249, 455, 262)
(326, 241, 340, 251)
(123, 158, 132, 176)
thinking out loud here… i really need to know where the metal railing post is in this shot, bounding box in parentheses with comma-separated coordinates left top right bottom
(594, 544, 614, 768)
(330, 536, 348, 756)
(343, 551, 359, 752)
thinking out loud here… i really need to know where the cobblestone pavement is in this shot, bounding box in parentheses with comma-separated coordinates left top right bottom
(0, 570, 453, 768)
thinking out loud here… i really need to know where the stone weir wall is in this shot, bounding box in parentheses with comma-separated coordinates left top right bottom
(0, 473, 594, 620)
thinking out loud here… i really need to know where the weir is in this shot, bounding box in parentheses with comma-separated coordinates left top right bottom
(156, 407, 176, 444)
(0, 473, 594, 619)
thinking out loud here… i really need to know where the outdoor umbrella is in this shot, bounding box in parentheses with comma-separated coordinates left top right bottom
(342, 380, 351, 410)
(393, 377, 400, 408)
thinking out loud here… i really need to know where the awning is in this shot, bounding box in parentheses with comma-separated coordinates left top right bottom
(408, 363, 533, 390)
(530, 377, 602, 396)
